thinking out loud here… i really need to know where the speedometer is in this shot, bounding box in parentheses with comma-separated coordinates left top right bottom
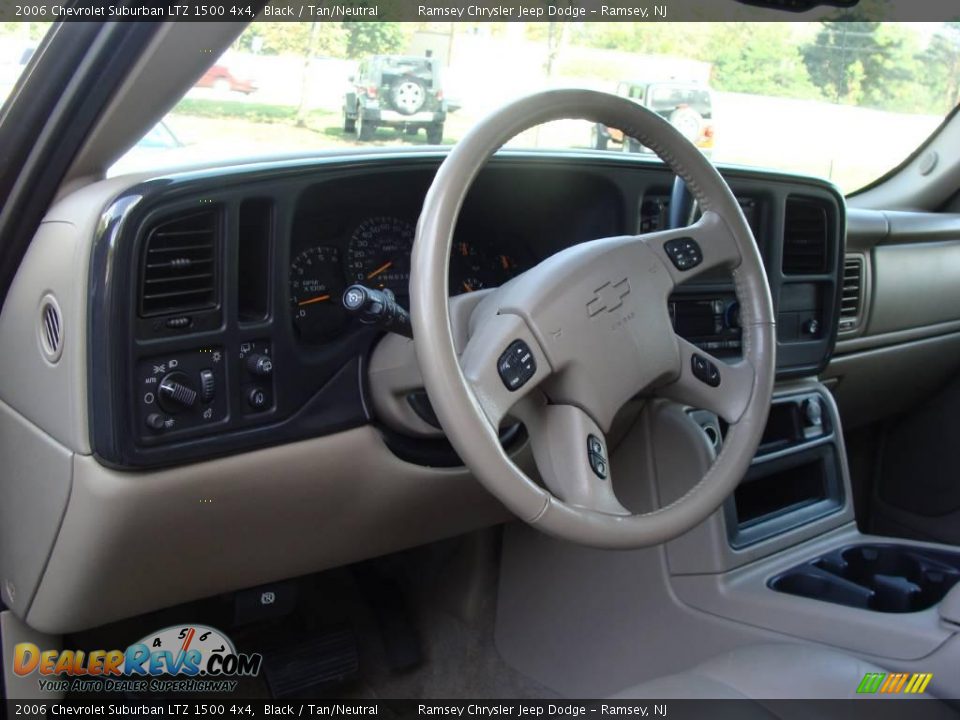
(346, 216, 414, 298)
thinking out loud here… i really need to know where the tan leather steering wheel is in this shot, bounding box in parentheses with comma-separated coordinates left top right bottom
(410, 90, 775, 548)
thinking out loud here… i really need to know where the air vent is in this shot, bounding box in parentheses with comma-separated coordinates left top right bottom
(38, 295, 63, 363)
(139, 210, 218, 317)
(839, 255, 864, 332)
(783, 198, 829, 275)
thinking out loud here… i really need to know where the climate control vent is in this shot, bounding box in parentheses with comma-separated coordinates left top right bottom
(139, 210, 218, 317)
(783, 198, 829, 275)
(839, 255, 864, 332)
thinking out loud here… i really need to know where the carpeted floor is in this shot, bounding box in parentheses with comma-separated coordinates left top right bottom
(64, 529, 554, 701)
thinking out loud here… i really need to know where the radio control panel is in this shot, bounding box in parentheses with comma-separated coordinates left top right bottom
(669, 294, 742, 357)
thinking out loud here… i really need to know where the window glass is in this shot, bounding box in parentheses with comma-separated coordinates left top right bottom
(114, 21, 959, 194)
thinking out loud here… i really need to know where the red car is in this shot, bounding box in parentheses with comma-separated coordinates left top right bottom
(195, 64, 257, 94)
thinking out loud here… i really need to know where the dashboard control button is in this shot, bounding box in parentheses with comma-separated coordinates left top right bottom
(145, 413, 167, 431)
(591, 456, 608, 480)
(247, 387, 268, 411)
(803, 397, 823, 427)
(803, 318, 820, 336)
(342, 284, 413, 338)
(587, 434, 604, 456)
(199, 369, 216, 402)
(587, 435, 608, 479)
(246, 354, 274, 377)
(691, 353, 721, 387)
(497, 340, 537, 391)
(164, 316, 192, 330)
(407, 391, 441, 429)
(663, 237, 703, 271)
(158, 372, 198, 411)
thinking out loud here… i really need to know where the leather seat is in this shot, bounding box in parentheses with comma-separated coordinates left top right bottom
(611, 643, 954, 717)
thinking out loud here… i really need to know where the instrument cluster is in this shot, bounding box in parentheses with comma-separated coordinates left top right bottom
(289, 215, 525, 344)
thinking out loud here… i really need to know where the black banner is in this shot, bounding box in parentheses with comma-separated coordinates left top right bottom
(4, 699, 959, 719)
(1, 0, 959, 23)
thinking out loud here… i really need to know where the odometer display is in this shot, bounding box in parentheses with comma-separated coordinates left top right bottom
(346, 216, 414, 298)
(289, 246, 347, 343)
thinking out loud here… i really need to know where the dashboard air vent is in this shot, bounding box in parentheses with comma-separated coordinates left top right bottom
(139, 210, 218, 317)
(839, 255, 864, 332)
(783, 198, 828, 275)
(39, 295, 64, 363)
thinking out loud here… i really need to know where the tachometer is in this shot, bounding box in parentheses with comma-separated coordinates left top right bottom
(289, 246, 347, 343)
(346, 216, 414, 297)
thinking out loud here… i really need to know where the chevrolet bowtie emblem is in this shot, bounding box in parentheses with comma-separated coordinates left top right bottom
(587, 278, 631, 317)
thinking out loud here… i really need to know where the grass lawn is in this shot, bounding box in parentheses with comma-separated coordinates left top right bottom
(168, 97, 456, 152)
(174, 98, 339, 127)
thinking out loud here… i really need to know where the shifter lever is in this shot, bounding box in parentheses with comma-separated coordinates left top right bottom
(342, 284, 413, 338)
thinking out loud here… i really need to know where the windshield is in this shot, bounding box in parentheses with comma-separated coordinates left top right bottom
(114, 20, 960, 193)
(0, 22, 50, 103)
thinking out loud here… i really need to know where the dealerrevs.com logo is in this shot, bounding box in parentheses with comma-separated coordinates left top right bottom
(13, 624, 262, 693)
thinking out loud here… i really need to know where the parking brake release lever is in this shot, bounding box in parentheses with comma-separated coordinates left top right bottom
(342, 284, 414, 338)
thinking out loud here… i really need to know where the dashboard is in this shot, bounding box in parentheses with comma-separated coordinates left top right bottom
(88, 152, 844, 469)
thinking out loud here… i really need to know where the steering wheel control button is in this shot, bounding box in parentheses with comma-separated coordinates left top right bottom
(691, 353, 721, 387)
(587, 435, 608, 480)
(498, 340, 537, 391)
(663, 237, 703, 271)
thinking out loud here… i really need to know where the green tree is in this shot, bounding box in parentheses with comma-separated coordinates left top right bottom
(235, 22, 345, 57)
(707, 24, 821, 99)
(0, 22, 49, 42)
(576, 22, 713, 59)
(803, 21, 881, 103)
(343, 22, 407, 59)
(921, 22, 960, 113)
(802, 21, 922, 110)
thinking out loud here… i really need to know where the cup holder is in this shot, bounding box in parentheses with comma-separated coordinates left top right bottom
(769, 544, 960, 613)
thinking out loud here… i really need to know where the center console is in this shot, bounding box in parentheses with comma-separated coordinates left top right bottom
(665, 377, 960, 668)
(771, 543, 960, 614)
(727, 390, 845, 548)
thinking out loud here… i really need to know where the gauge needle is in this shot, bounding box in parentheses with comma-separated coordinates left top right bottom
(462, 281, 473, 293)
(298, 294, 330, 306)
(367, 261, 393, 280)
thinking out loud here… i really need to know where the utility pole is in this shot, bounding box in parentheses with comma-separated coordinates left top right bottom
(835, 23, 849, 104)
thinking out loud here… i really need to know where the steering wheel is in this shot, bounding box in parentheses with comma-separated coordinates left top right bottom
(410, 90, 775, 548)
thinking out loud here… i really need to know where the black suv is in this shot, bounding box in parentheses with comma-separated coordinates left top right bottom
(344, 54, 447, 144)
(592, 80, 715, 156)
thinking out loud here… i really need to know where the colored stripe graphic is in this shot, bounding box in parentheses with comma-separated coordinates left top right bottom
(857, 673, 886, 694)
(857, 672, 933, 694)
(906, 673, 934, 694)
